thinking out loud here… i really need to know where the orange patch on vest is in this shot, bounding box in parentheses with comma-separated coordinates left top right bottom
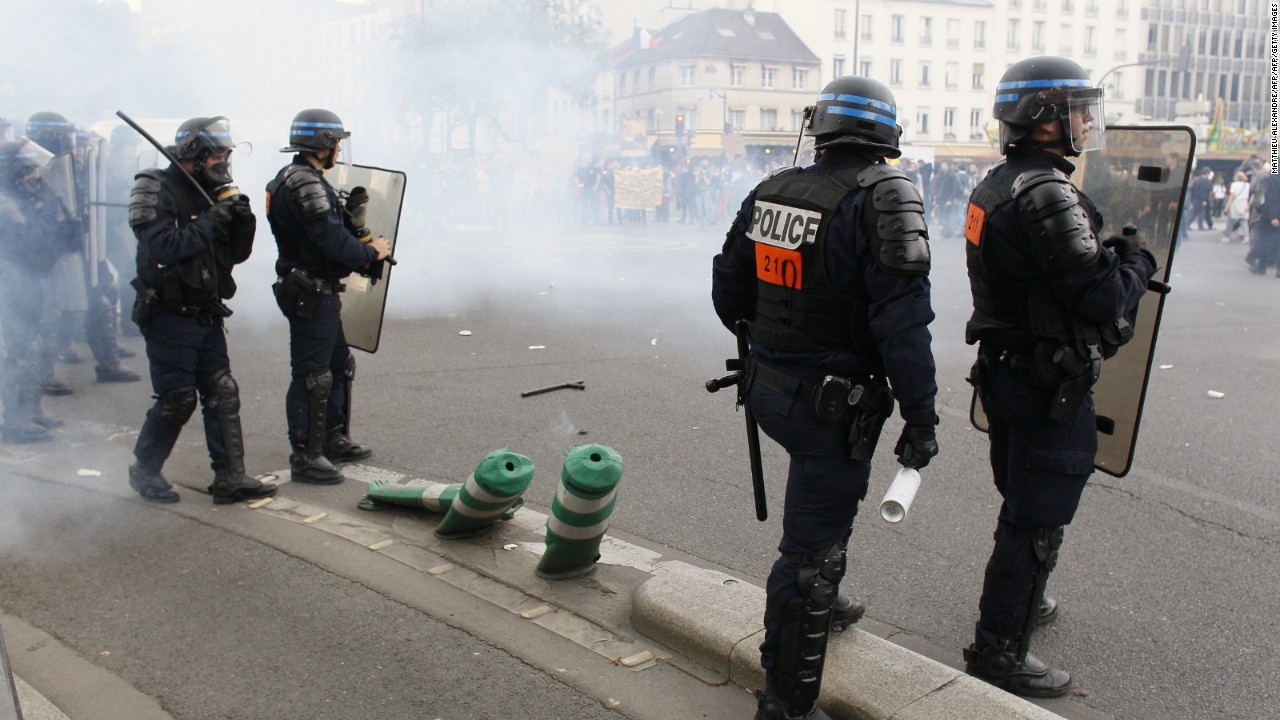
(755, 244, 803, 289)
(964, 203, 986, 246)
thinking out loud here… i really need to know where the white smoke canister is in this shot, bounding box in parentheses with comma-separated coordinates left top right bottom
(879, 467, 921, 523)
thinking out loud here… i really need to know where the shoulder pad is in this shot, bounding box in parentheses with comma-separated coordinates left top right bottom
(855, 163, 909, 188)
(761, 165, 800, 182)
(128, 169, 166, 228)
(1012, 168, 1099, 274)
(283, 165, 332, 220)
(863, 171, 930, 275)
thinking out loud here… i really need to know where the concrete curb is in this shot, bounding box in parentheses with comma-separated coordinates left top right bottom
(633, 561, 1066, 720)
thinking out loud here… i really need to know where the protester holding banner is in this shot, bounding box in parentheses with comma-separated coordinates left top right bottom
(266, 109, 390, 485)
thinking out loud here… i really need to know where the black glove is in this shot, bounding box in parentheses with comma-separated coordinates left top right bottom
(345, 186, 369, 230)
(229, 193, 253, 225)
(1102, 224, 1157, 271)
(206, 196, 237, 228)
(894, 423, 939, 470)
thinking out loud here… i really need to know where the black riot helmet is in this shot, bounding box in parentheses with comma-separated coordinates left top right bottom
(803, 76, 902, 159)
(172, 116, 236, 188)
(26, 112, 76, 155)
(993, 56, 1105, 156)
(281, 108, 350, 153)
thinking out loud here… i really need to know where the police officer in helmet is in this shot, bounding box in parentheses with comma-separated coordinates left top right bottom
(126, 116, 278, 505)
(712, 76, 939, 720)
(962, 56, 1157, 697)
(266, 109, 390, 485)
(0, 139, 79, 442)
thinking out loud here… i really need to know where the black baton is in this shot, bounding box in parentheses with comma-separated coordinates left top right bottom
(115, 110, 215, 207)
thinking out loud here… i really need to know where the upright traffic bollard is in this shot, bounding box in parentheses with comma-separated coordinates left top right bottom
(537, 444, 624, 580)
(435, 449, 536, 539)
(358, 480, 460, 513)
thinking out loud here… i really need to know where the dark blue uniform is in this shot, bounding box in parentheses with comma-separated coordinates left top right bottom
(964, 146, 1155, 657)
(712, 148, 937, 673)
(129, 164, 253, 474)
(266, 156, 380, 460)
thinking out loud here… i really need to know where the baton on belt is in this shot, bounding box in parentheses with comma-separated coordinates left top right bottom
(705, 320, 767, 522)
(115, 110, 215, 207)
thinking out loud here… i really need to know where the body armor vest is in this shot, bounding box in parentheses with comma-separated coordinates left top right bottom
(134, 168, 225, 310)
(266, 164, 347, 282)
(747, 167, 864, 353)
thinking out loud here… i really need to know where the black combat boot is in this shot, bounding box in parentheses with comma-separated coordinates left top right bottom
(208, 460, 278, 505)
(963, 643, 1071, 698)
(754, 672, 835, 720)
(324, 431, 372, 463)
(289, 446, 345, 485)
(1, 422, 52, 444)
(128, 463, 180, 503)
(41, 380, 73, 396)
(830, 594, 866, 632)
(96, 365, 142, 383)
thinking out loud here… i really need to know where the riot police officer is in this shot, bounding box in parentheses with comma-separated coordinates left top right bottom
(711, 77, 939, 720)
(0, 139, 79, 442)
(266, 109, 390, 485)
(962, 56, 1157, 697)
(126, 116, 277, 505)
(26, 112, 140, 386)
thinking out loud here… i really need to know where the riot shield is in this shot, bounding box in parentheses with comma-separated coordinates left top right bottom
(41, 151, 78, 218)
(968, 126, 1195, 477)
(324, 163, 405, 353)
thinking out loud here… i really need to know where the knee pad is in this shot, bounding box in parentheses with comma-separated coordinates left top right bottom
(204, 369, 240, 415)
(151, 386, 197, 427)
(305, 369, 333, 400)
(1032, 526, 1065, 573)
(795, 542, 847, 607)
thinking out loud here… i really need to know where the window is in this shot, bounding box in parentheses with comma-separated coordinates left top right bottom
(890, 59, 903, 85)
(920, 61, 931, 87)
(1112, 71, 1125, 100)
(947, 18, 960, 48)
(632, 70, 640, 93)
(1084, 26, 1096, 55)
(760, 108, 778, 131)
(762, 66, 776, 88)
(680, 64, 696, 87)
(974, 20, 987, 49)
(835, 8, 847, 38)
(1060, 23, 1073, 54)
(1086, 0, 1098, 14)
(972, 63, 985, 89)
(730, 64, 745, 87)
(833, 56, 846, 78)
(970, 108, 983, 138)
(892, 15, 904, 42)
(861, 14, 873, 41)
(1032, 21, 1044, 51)
(729, 109, 745, 131)
(944, 108, 956, 138)
(1007, 19, 1021, 50)
(946, 62, 959, 88)
(859, 59, 872, 77)
(920, 17, 933, 44)
(1062, 0, 1073, 10)
(1115, 29, 1128, 60)
(793, 67, 809, 90)
(791, 110, 806, 132)
(917, 110, 930, 135)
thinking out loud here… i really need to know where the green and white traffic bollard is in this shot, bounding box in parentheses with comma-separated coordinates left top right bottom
(537, 444, 624, 580)
(435, 448, 536, 539)
(358, 480, 460, 512)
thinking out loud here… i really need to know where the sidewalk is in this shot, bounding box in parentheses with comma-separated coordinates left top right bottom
(3, 443, 1069, 720)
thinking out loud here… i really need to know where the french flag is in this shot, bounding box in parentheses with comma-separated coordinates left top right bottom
(633, 24, 658, 50)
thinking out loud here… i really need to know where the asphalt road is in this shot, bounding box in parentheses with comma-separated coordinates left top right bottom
(2, 218, 1276, 720)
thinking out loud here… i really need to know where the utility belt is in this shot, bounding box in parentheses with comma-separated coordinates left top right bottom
(129, 277, 230, 327)
(277, 268, 344, 320)
(972, 340, 1100, 424)
(751, 361, 895, 462)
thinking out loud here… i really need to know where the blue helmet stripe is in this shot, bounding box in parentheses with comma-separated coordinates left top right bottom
(834, 93, 896, 114)
(292, 122, 345, 129)
(826, 105, 897, 128)
(994, 93, 1021, 103)
(996, 78, 1093, 91)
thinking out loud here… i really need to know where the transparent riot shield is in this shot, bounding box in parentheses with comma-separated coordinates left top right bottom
(41, 151, 78, 218)
(0, 623, 18, 720)
(46, 151, 90, 313)
(968, 126, 1195, 477)
(324, 163, 405, 353)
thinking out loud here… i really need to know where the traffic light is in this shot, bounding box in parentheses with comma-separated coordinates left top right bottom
(675, 114, 686, 138)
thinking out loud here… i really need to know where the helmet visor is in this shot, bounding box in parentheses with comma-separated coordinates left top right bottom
(1065, 88, 1105, 154)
